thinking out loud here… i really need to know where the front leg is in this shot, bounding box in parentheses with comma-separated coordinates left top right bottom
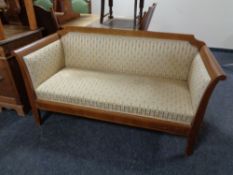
(186, 131, 197, 156)
(32, 108, 42, 126)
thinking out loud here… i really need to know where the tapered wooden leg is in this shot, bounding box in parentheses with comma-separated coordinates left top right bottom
(108, 0, 113, 19)
(100, 0, 105, 23)
(15, 106, 26, 117)
(185, 134, 196, 156)
(139, 0, 144, 28)
(32, 109, 42, 126)
(133, 0, 138, 28)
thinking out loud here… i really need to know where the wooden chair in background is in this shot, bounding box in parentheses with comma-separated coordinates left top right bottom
(34, 5, 59, 35)
(34, 0, 92, 35)
(52, 0, 80, 25)
(72, 0, 92, 14)
(0, 0, 21, 24)
(100, 0, 145, 28)
(140, 3, 156, 30)
(0, 0, 42, 116)
(100, 0, 156, 31)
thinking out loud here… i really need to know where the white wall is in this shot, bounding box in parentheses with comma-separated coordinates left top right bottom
(92, 0, 233, 49)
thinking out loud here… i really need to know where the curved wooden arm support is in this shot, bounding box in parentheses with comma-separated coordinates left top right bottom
(13, 33, 60, 125)
(186, 46, 226, 156)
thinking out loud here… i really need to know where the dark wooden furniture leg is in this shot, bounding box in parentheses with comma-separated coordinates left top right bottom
(134, 0, 138, 29)
(139, 0, 144, 26)
(32, 108, 42, 126)
(108, 0, 113, 19)
(100, 0, 105, 23)
(186, 132, 196, 155)
(139, 3, 157, 30)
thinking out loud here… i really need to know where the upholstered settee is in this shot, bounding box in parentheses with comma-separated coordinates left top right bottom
(14, 27, 226, 155)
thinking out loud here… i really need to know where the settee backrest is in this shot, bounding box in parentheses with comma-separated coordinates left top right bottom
(61, 32, 198, 81)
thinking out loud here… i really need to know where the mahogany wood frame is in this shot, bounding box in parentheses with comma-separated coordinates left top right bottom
(13, 27, 226, 155)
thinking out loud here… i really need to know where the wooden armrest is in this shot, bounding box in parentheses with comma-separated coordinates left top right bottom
(34, 5, 60, 35)
(140, 3, 157, 30)
(13, 33, 60, 58)
(200, 46, 226, 80)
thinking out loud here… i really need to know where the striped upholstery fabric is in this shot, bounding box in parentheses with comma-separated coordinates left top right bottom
(61, 32, 198, 81)
(36, 68, 194, 124)
(23, 40, 65, 89)
(188, 54, 211, 114)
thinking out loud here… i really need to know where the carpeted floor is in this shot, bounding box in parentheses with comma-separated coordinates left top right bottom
(0, 49, 232, 175)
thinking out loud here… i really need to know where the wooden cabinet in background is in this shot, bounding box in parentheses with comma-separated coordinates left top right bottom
(0, 28, 42, 116)
(0, 0, 42, 116)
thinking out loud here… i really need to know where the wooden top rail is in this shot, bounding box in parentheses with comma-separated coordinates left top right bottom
(60, 26, 206, 49)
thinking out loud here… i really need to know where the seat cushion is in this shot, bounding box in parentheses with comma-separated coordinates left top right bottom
(36, 68, 194, 124)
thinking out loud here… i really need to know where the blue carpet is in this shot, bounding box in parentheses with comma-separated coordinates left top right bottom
(0, 50, 233, 175)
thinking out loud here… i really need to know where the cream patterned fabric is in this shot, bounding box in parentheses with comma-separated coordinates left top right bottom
(188, 54, 211, 114)
(61, 32, 198, 81)
(36, 68, 195, 124)
(24, 40, 65, 88)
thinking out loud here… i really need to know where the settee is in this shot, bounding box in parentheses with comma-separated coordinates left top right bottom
(14, 27, 226, 155)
